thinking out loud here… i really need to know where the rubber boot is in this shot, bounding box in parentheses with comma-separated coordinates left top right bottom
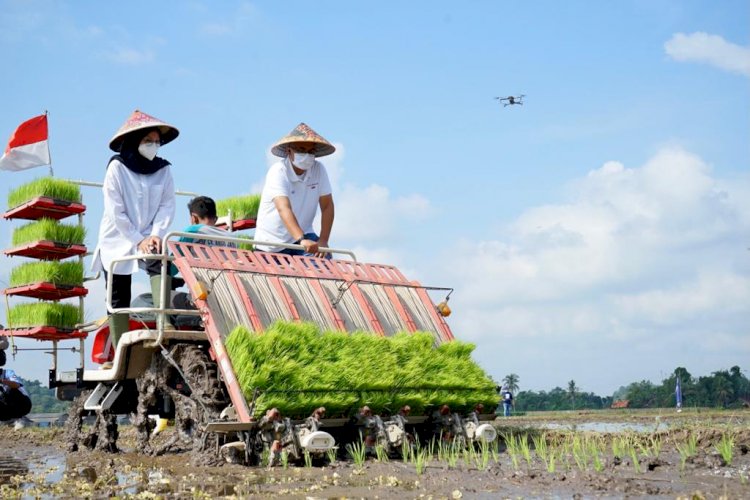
(150, 274, 173, 330)
(102, 313, 129, 369)
(109, 313, 130, 346)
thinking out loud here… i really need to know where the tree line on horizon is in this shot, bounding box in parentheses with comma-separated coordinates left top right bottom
(506, 366, 749, 412)
(17, 365, 750, 415)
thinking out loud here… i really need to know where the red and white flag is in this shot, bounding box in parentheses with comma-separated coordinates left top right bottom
(0, 114, 51, 172)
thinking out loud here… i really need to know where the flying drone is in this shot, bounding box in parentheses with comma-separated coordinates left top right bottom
(495, 94, 525, 107)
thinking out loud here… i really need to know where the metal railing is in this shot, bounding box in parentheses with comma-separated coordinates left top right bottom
(106, 232, 357, 347)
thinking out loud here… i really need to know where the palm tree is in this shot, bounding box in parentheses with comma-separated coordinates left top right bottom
(503, 374, 520, 394)
(567, 380, 578, 408)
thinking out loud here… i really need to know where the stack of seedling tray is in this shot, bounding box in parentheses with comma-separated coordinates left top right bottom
(226, 321, 499, 419)
(2, 178, 87, 340)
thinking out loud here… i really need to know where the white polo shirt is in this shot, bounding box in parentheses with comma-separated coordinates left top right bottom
(254, 158, 332, 252)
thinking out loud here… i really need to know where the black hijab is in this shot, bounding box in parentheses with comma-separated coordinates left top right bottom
(109, 127, 171, 175)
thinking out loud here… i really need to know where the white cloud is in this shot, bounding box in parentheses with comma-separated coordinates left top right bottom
(103, 47, 156, 66)
(198, 1, 260, 37)
(440, 147, 750, 393)
(335, 184, 431, 242)
(665, 32, 750, 77)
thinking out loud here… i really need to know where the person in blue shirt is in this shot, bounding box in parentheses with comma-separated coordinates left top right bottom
(0, 349, 32, 421)
(179, 196, 237, 247)
(502, 387, 514, 417)
(166, 197, 236, 323)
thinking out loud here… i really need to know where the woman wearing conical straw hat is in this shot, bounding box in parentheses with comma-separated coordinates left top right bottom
(254, 123, 336, 258)
(91, 110, 178, 354)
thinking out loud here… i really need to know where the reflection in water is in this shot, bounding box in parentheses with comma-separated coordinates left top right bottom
(535, 421, 670, 433)
(0, 457, 29, 484)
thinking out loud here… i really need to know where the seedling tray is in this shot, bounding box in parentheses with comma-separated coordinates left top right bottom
(215, 218, 256, 231)
(4, 241, 87, 260)
(0, 326, 87, 341)
(3, 282, 88, 300)
(4, 196, 86, 221)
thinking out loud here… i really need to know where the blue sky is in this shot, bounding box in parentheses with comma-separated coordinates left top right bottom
(1, 0, 748, 396)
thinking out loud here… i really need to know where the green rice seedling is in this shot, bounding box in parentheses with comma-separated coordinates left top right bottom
(506, 438, 520, 470)
(326, 448, 337, 464)
(629, 446, 641, 473)
(414, 450, 428, 476)
(9, 261, 84, 287)
(714, 433, 734, 466)
(531, 433, 548, 466)
(572, 435, 588, 471)
(676, 432, 698, 470)
(426, 439, 436, 463)
(546, 450, 557, 473)
(7, 303, 80, 329)
(225, 322, 499, 419)
(436, 438, 447, 463)
(216, 194, 261, 220)
(375, 444, 389, 463)
(611, 436, 626, 459)
(12, 218, 86, 247)
(473, 441, 491, 471)
(490, 441, 500, 464)
(636, 437, 651, 458)
(648, 434, 662, 458)
(519, 434, 533, 466)
(260, 449, 270, 468)
(7, 177, 81, 209)
(346, 440, 367, 468)
(588, 439, 604, 473)
(446, 441, 461, 468)
(280, 451, 289, 469)
(303, 451, 313, 468)
(401, 440, 411, 463)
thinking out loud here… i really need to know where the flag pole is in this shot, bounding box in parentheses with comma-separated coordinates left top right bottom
(45, 110, 54, 177)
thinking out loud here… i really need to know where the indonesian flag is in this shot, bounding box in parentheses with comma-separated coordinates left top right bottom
(0, 114, 51, 172)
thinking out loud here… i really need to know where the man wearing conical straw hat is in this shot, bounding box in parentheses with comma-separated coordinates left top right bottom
(255, 123, 335, 258)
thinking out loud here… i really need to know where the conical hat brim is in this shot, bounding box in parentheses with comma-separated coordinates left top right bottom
(271, 123, 335, 157)
(109, 110, 179, 152)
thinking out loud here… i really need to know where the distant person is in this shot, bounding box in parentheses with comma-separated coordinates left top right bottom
(0, 350, 32, 421)
(502, 387, 514, 417)
(254, 123, 335, 258)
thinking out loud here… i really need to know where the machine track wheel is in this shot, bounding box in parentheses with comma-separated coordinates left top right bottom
(64, 390, 119, 453)
(151, 343, 227, 464)
(64, 390, 90, 452)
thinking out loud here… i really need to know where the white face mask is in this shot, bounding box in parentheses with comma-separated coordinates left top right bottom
(138, 142, 160, 161)
(291, 151, 315, 170)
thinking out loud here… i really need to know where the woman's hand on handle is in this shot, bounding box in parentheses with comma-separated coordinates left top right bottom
(138, 236, 162, 254)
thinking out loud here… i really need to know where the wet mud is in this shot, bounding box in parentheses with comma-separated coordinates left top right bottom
(1, 410, 748, 498)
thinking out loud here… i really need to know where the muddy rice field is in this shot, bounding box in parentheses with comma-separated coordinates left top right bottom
(0, 408, 748, 499)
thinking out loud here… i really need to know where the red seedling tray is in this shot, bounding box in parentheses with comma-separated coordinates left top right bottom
(3, 282, 88, 300)
(0, 327, 87, 341)
(4, 241, 87, 260)
(215, 218, 256, 231)
(4, 196, 86, 221)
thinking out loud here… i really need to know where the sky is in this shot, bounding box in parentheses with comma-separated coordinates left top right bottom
(0, 0, 748, 396)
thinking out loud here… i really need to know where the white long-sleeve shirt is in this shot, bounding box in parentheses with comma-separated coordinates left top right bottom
(91, 159, 175, 275)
